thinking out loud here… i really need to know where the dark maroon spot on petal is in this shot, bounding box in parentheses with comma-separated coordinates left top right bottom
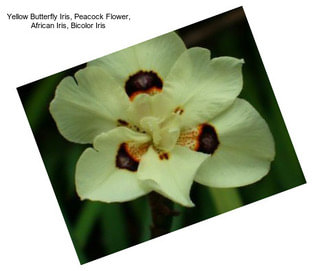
(197, 124, 219, 154)
(158, 152, 169, 160)
(125, 70, 163, 100)
(116, 143, 138, 171)
(117, 119, 128, 126)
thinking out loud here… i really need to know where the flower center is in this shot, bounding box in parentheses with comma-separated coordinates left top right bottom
(125, 70, 163, 101)
(140, 115, 180, 152)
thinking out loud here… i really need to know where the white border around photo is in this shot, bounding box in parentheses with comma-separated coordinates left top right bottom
(1, 0, 322, 270)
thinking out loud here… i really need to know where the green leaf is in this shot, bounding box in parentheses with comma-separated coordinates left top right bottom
(73, 201, 102, 249)
(100, 203, 129, 254)
(210, 187, 243, 213)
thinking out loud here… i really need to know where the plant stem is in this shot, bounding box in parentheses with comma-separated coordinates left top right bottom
(148, 192, 179, 238)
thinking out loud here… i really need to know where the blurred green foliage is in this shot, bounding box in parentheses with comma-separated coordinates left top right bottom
(17, 7, 305, 264)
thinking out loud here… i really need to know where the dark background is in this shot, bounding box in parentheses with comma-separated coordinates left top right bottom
(17, 7, 306, 264)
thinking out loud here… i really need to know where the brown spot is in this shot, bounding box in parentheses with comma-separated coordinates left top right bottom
(196, 124, 219, 154)
(174, 107, 184, 115)
(125, 70, 163, 100)
(116, 143, 138, 171)
(177, 124, 219, 154)
(117, 119, 128, 126)
(158, 152, 169, 160)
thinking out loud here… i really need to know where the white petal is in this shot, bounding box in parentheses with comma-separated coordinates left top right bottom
(127, 92, 175, 127)
(127, 93, 180, 151)
(137, 145, 209, 207)
(49, 66, 130, 144)
(75, 127, 151, 203)
(164, 47, 244, 128)
(88, 32, 186, 87)
(195, 99, 275, 187)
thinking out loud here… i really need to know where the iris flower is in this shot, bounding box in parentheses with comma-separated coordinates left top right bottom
(49, 32, 275, 207)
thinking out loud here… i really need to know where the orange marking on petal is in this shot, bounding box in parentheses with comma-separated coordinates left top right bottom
(129, 86, 163, 101)
(125, 70, 163, 101)
(177, 127, 200, 151)
(125, 142, 150, 162)
(177, 124, 219, 154)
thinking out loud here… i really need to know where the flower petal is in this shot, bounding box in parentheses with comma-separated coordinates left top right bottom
(88, 32, 186, 90)
(164, 47, 244, 128)
(137, 145, 209, 207)
(75, 127, 151, 203)
(127, 93, 181, 151)
(50, 66, 130, 144)
(195, 99, 275, 187)
(127, 92, 175, 127)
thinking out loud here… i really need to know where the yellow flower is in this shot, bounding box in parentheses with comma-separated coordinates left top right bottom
(50, 32, 275, 207)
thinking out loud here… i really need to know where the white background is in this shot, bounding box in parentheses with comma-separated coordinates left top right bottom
(1, 0, 322, 270)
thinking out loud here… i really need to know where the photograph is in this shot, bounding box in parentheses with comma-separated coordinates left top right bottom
(17, 7, 306, 264)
